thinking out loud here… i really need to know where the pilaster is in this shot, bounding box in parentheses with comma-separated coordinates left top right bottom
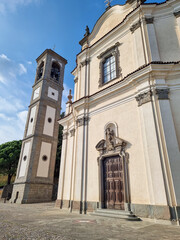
(155, 87, 180, 206)
(136, 91, 168, 206)
(144, 16, 160, 62)
(130, 20, 146, 68)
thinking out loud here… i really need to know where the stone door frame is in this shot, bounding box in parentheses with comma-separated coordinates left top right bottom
(97, 151, 131, 211)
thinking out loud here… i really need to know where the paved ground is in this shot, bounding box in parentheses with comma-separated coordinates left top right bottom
(0, 202, 180, 240)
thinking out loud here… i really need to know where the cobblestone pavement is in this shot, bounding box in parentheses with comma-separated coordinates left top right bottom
(0, 202, 180, 240)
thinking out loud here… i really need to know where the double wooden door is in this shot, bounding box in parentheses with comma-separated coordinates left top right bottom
(103, 156, 124, 210)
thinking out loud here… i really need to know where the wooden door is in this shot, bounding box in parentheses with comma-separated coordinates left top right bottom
(103, 156, 124, 210)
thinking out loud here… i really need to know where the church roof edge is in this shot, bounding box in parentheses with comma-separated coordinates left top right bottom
(77, 0, 171, 56)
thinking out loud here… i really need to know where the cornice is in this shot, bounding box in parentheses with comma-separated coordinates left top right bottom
(58, 113, 73, 125)
(70, 61, 180, 110)
(36, 49, 67, 64)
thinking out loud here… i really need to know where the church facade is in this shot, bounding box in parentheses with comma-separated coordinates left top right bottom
(56, 0, 180, 222)
(10, 0, 180, 223)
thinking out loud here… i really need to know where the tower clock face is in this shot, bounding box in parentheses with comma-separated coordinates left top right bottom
(33, 87, 40, 100)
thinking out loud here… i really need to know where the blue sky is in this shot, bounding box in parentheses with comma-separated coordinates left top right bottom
(0, 0, 164, 144)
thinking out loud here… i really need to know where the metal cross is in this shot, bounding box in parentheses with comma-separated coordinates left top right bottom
(53, 44, 56, 51)
(105, 0, 112, 8)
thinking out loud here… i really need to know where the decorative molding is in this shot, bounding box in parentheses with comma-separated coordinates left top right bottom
(80, 59, 90, 67)
(74, 77, 78, 83)
(97, 42, 120, 59)
(130, 20, 141, 33)
(76, 116, 89, 127)
(135, 91, 152, 107)
(155, 88, 169, 100)
(62, 132, 68, 140)
(70, 129, 75, 137)
(174, 11, 180, 18)
(145, 17, 154, 24)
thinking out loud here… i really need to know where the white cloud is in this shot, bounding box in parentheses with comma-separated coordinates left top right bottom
(17, 110, 28, 125)
(0, 54, 10, 61)
(0, 110, 28, 144)
(19, 63, 27, 75)
(0, 53, 31, 145)
(27, 61, 32, 65)
(0, 74, 6, 84)
(0, 0, 42, 15)
(0, 113, 6, 120)
(0, 96, 24, 113)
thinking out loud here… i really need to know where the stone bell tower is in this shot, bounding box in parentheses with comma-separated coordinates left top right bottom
(11, 49, 67, 203)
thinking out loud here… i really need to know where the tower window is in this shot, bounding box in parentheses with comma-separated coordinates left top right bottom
(51, 62, 60, 81)
(23, 155, 27, 161)
(103, 55, 116, 83)
(37, 61, 44, 81)
(30, 118, 33, 123)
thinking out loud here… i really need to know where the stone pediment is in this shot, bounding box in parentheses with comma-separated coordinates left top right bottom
(96, 136, 126, 152)
(96, 127, 127, 156)
(89, 4, 134, 46)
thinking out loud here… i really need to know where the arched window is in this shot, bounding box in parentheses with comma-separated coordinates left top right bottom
(51, 62, 60, 81)
(37, 61, 44, 81)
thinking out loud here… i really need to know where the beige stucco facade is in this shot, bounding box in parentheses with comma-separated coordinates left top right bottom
(57, 0, 180, 222)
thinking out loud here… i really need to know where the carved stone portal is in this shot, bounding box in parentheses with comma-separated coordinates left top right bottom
(95, 126, 130, 210)
(96, 128, 127, 159)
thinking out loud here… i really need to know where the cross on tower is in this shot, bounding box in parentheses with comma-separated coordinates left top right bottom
(105, 0, 113, 8)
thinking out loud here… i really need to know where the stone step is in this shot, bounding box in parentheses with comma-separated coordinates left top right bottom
(91, 209, 141, 221)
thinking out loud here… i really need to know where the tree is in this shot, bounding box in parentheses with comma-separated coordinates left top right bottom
(54, 112, 64, 180)
(0, 140, 22, 185)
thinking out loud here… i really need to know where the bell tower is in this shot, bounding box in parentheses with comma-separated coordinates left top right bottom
(11, 49, 67, 203)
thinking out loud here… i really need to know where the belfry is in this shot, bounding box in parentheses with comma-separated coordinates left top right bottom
(11, 50, 67, 203)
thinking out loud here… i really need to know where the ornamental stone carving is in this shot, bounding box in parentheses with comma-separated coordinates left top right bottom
(80, 59, 90, 67)
(135, 91, 152, 107)
(174, 11, 180, 18)
(70, 129, 75, 137)
(96, 128, 127, 158)
(63, 132, 68, 140)
(145, 17, 154, 24)
(130, 20, 141, 33)
(156, 88, 169, 100)
(74, 77, 78, 83)
(76, 116, 89, 127)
